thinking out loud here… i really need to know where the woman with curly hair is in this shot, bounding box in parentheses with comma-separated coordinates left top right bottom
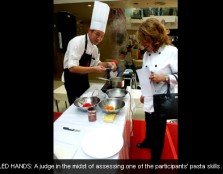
(136, 18, 178, 164)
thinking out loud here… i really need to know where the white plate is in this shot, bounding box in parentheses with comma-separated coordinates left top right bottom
(81, 127, 123, 158)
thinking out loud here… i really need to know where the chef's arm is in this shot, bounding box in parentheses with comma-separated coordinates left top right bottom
(98, 62, 117, 71)
(68, 65, 106, 74)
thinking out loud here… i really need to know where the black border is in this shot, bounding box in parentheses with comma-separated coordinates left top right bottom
(178, 0, 223, 172)
(0, 1, 54, 173)
(1, 0, 223, 173)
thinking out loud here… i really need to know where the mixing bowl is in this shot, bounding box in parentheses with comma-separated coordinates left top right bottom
(98, 98, 125, 114)
(73, 96, 100, 112)
(106, 88, 128, 98)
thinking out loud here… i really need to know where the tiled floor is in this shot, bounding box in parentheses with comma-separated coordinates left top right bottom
(53, 80, 145, 120)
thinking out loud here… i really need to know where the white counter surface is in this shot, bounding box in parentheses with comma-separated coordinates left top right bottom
(54, 84, 134, 159)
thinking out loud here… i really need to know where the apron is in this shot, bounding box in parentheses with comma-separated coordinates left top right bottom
(64, 34, 93, 105)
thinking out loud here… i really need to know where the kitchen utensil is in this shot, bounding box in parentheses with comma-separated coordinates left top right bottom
(97, 77, 125, 88)
(63, 127, 80, 132)
(98, 98, 125, 114)
(106, 88, 128, 98)
(73, 96, 100, 112)
(97, 77, 110, 82)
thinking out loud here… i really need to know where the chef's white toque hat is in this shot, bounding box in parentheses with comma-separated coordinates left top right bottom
(90, 1, 110, 33)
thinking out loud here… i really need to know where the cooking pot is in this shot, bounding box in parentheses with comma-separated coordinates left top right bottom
(97, 77, 125, 88)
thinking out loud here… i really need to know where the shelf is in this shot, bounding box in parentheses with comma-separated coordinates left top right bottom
(126, 16, 178, 30)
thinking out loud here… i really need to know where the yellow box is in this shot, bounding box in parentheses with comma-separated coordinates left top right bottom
(103, 114, 116, 122)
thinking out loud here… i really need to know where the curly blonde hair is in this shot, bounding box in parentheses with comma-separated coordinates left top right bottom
(137, 18, 173, 52)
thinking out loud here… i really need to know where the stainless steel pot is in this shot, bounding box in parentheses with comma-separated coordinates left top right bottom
(97, 77, 125, 88)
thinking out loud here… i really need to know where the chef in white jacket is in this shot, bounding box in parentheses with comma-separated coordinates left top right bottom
(62, 1, 116, 105)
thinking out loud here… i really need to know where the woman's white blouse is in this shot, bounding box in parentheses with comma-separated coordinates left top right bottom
(142, 44, 178, 113)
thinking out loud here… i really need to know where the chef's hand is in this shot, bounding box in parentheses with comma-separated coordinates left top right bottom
(93, 65, 106, 73)
(140, 95, 144, 104)
(109, 62, 117, 72)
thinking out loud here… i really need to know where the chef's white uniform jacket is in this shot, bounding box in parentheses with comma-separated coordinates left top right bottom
(61, 34, 101, 82)
(142, 44, 178, 113)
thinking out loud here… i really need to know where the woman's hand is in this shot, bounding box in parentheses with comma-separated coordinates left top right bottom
(149, 73, 166, 83)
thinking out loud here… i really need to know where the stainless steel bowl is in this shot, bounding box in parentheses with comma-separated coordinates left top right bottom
(98, 98, 125, 114)
(106, 88, 128, 98)
(73, 97, 100, 112)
